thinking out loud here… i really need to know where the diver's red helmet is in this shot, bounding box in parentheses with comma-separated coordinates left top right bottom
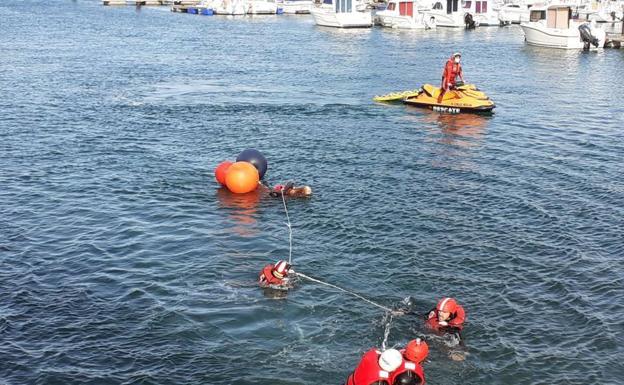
(405, 338, 429, 363)
(436, 297, 458, 314)
(272, 260, 291, 279)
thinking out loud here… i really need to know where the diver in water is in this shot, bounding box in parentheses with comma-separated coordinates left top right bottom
(259, 260, 294, 289)
(425, 297, 467, 361)
(437, 53, 464, 104)
(266, 181, 312, 198)
(425, 297, 465, 333)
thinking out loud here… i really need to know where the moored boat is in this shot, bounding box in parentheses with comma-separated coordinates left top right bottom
(497, 0, 537, 24)
(247, 0, 279, 14)
(423, 0, 465, 27)
(462, 0, 500, 26)
(376, 0, 437, 29)
(520, 4, 607, 49)
(310, 0, 373, 27)
(278, 0, 313, 13)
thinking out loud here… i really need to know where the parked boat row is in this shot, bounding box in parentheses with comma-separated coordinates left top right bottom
(307, 0, 623, 29)
(108, 0, 624, 50)
(307, 0, 621, 50)
(198, 0, 313, 14)
(107, 0, 313, 13)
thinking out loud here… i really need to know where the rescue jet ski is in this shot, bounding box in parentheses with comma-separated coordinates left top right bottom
(403, 84, 495, 114)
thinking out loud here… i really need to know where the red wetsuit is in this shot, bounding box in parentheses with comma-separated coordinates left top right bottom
(390, 354, 425, 385)
(345, 349, 392, 385)
(259, 264, 285, 287)
(425, 305, 465, 331)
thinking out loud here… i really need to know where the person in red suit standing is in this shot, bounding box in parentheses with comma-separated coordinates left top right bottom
(437, 53, 464, 103)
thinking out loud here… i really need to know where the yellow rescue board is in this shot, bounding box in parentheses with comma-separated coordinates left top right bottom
(373, 84, 484, 102)
(373, 90, 421, 102)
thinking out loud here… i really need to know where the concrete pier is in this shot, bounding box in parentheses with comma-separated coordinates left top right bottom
(102, 0, 190, 5)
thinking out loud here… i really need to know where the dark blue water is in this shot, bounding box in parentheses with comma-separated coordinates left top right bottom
(1, 1, 624, 384)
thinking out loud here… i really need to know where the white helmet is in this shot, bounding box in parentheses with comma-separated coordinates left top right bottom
(272, 260, 291, 279)
(378, 349, 403, 372)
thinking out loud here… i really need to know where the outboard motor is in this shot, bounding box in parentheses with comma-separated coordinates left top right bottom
(579, 23, 600, 50)
(464, 13, 476, 29)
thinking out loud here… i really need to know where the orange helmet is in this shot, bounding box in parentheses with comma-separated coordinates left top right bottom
(405, 338, 429, 363)
(436, 297, 458, 314)
(272, 260, 291, 279)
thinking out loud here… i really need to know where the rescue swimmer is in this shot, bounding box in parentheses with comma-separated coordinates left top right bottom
(267, 181, 312, 198)
(425, 297, 466, 333)
(345, 339, 429, 385)
(259, 260, 294, 290)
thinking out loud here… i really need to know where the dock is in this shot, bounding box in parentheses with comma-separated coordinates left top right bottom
(102, 0, 200, 6)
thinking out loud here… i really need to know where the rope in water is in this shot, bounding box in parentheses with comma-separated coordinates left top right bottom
(381, 313, 394, 351)
(280, 189, 293, 265)
(279, 187, 395, 315)
(295, 272, 394, 313)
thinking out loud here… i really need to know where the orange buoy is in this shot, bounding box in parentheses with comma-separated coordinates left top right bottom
(215, 161, 233, 186)
(225, 161, 259, 194)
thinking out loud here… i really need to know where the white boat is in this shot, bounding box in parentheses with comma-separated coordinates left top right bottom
(214, 0, 247, 14)
(498, 2, 534, 24)
(310, 0, 373, 27)
(424, 0, 465, 27)
(376, 0, 437, 28)
(520, 4, 606, 49)
(462, 0, 500, 25)
(247, 0, 278, 14)
(278, 0, 313, 13)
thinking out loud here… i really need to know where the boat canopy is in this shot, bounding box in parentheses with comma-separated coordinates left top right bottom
(547, 5, 571, 28)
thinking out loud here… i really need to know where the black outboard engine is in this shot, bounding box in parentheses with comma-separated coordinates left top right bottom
(464, 13, 476, 29)
(578, 23, 599, 50)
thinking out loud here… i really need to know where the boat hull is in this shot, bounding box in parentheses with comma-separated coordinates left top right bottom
(520, 23, 605, 49)
(376, 11, 436, 29)
(403, 85, 495, 115)
(422, 10, 464, 27)
(311, 6, 372, 27)
(280, 0, 312, 13)
(498, 7, 529, 24)
(404, 100, 495, 114)
(247, 0, 278, 14)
